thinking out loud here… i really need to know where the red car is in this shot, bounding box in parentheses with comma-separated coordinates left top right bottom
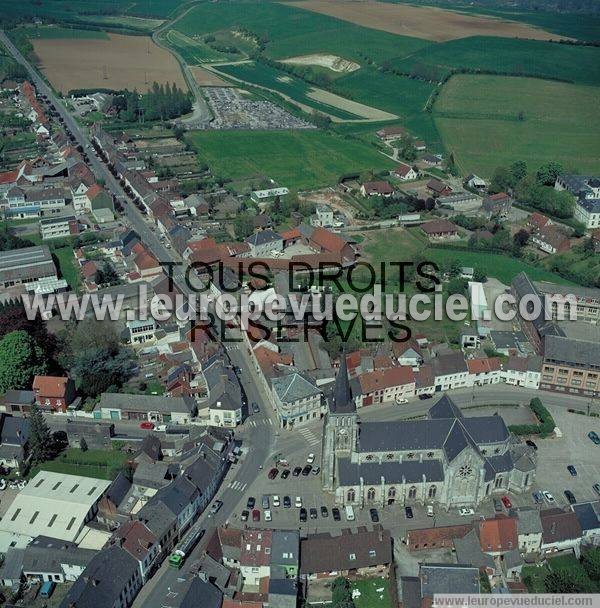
(501, 495, 512, 509)
(268, 468, 279, 480)
(140, 421, 155, 430)
(252, 509, 260, 522)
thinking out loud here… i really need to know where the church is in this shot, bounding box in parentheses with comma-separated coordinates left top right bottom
(321, 356, 537, 510)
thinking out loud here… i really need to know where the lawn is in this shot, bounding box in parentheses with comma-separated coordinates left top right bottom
(29, 448, 128, 481)
(52, 244, 80, 290)
(186, 130, 395, 191)
(350, 578, 393, 608)
(521, 565, 549, 593)
(434, 75, 600, 177)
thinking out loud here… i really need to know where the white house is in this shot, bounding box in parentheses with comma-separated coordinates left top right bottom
(515, 508, 543, 554)
(501, 356, 542, 390)
(271, 372, 323, 429)
(245, 229, 283, 257)
(432, 352, 469, 391)
(574, 199, 600, 230)
(311, 203, 334, 228)
(391, 162, 418, 181)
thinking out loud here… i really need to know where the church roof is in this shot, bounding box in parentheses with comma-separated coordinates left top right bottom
(329, 354, 355, 414)
(338, 458, 444, 485)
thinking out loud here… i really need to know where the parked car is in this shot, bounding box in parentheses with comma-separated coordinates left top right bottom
(262, 495, 270, 509)
(306, 453, 315, 464)
(419, 394, 432, 400)
(310, 508, 318, 520)
(0, 479, 6, 491)
(427, 505, 434, 517)
(273, 495, 281, 507)
(321, 506, 329, 517)
(532, 491, 543, 504)
(8, 480, 18, 490)
(459, 507, 475, 516)
(404, 506, 413, 519)
(311, 466, 320, 476)
(332, 507, 341, 521)
(588, 431, 600, 445)
(370, 508, 380, 522)
(525, 439, 538, 450)
(264, 509, 272, 522)
(241, 510, 249, 522)
(283, 496, 291, 508)
(292, 467, 302, 477)
(280, 469, 290, 479)
(593, 484, 600, 496)
(501, 495, 512, 509)
(210, 500, 223, 515)
(139, 421, 155, 430)
(246, 497, 256, 509)
(567, 465, 577, 477)
(295, 496, 302, 508)
(268, 468, 279, 480)
(252, 402, 260, 414)
(252, 509, 260, 522)
(302, 465, 312, 476)
(299, 508, 307, 522)
(493, 498, 503, 512)
(564, 490, 577, 505)
(542, 490, 555, 503)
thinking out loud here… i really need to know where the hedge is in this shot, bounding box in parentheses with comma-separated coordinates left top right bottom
(509, 397, 555, 437)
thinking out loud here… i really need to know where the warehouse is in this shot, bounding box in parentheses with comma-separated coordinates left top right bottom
(0, 245, 58, 290)
(0, 471, 111, 543)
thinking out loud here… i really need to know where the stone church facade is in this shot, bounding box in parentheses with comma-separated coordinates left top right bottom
(322, 358, 536, 510)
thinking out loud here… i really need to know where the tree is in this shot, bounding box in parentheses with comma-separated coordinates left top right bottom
(233, 213, 255, 240)
(513, 229, 530, 248)
(582, 547, 600, 581)
(473, 268, 487, 283)
(489, 166, 515, 194)
(536, 161, 564, 186)
(331, 577, 355, 608)
(96, 262, 119, 286)
(72, 347, 136, 398)
(28, 403, 54, 465)
(510, 160, 528, 182)
(545, 569, 593, 593)
(79, 437, 88, 452)
(0, 331, 47, 393)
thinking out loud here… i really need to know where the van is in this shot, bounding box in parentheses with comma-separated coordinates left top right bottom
(40, 581, 56, 599)
(345, 505, 355, 521)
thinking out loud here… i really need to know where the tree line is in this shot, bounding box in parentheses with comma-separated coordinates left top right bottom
(114, 82, 192, 122)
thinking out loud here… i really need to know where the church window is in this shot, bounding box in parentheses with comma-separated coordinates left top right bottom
(365, 454, 374, 461)
(428, 485, 437, 498)
(388, 487, 396, 498)
(386, 453, 394, 460)
(427, 452, 434, 458)
(408, 486, 417, 499)
(458, 464, 473, 478)
(367, 488, 376, 501)
(347, 489, 355, 502)
(407, 453, 415, 459)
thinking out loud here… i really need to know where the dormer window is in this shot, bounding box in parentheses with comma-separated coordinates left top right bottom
(349, 553, 356, 560)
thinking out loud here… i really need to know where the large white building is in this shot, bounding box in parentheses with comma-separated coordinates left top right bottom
(574, 199, 600, 230)
(0, 471, 111, 543)
(271, 372, 323, 429)
(0, 245, 58, 291)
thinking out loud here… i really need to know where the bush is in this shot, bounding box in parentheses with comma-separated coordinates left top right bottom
(509, 398, 555, 437)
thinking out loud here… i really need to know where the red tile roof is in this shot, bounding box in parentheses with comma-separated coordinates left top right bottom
(421, 219, 459, 235)
(358, 365, 415, 395)
(240, 530, 272, 567)
(393, 162, 414, 178)
(528, 212, 551, 230)
(0, 170, 18, 185)
(467, 357, 501, 374)
(363, 180, 394, 195)
(32, 375, 69, 398)
(280, 227, 302, 241)
(407, 524, 472, 550)
(309, 227, 349, 254)
(134, 250, 160, 271)
(478, 516, 518, 552)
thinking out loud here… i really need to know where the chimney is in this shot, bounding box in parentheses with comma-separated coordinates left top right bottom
(198, 571, 208, 582)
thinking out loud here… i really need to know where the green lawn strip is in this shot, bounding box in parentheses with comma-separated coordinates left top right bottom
(29, 448, 128, 481)
(51, 244, 80, 290)
(350, 578, 393, 608)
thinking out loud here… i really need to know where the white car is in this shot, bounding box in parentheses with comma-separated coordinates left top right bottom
(272, 495, 280, 507)
(17, 480, 27, 490)
(264, 509, 272, 522)
(306, 453, 315, 465)
(8, 480, 18, 490)
(427, 505, 434, 517)
(295, 496, 302, 508)
(459, 507, 475, 516)
(542, 491, 555, 503)
(0, 479, 6, 491)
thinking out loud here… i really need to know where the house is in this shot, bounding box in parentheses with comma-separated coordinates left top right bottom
(39, 215, 79, 240)
(531, 225, 571, 254)
(422, 154, 443, 167)
(540, 508, 583, 555)
(501, 356, 542, 389)
(0, 245, 58, 291)
(555, 174, 600, 200)
(527, 212, 552, 233)
(203, 358, 244, 428)
(353, 366, 416, 407)
(59, 545, 142, 608)
(467, 357, 502, 386)
(482, 192, 512, 220)
(437, 191, 481, 211)
(311, 203, 334, 228)
(514, 507, 543, 554)
(22, 536, 96, 583)
(432, 352, 469, 391)
(465, 174, 486, 191)
(376, 126, 406, 141)
(426, 178, 452, 197)
(420, 219, 460, 239)
(391, 162, 418, 181)
(111, 520, 160, 583)
(392, 340, 424, 367)
(250, 187, 289, 204)
(97, 393, 197, 425)
(271, 530, 300, 578)
(6, 187, 67, 219)
(97, 472, 133, 529)
(245, 229, 283, 257)
(32, 375, 76, 413)
(360, 180, 394, 198)
(478, 516, 518, 555)
(416, 564, 480, 600)
(414, 140, 426, 152)
(271, 372, 323, 429)
(406, 523, 473, 551)
(2, 389, 35, 415)
(571, 501, 600, 541)
(460, 325, 480, 350)
(574, 198, 600, 230)
(240, 528, 273, 587)
(300, 526, 392, 581)
(0, 414, 29, 468)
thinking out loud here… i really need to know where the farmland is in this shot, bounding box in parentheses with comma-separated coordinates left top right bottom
(31, 32, 186, 93)
(185, 130, 395, 191)
(286, 0, 560, 42)
(433, 75, 600, 177)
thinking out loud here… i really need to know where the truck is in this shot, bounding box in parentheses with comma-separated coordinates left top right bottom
(168, 524, 205, 569)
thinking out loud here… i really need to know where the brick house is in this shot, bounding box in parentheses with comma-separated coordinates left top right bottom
(360, 181, 394, 198)
(32, 375, 76, 413)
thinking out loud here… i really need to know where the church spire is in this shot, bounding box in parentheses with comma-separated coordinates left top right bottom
(331, 351, 355, 413)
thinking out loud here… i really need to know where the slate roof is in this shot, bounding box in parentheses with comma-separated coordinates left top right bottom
(338, 458, 444, 485)
(104, 472, 132, 508)
(23, 536, 96, 574)
(329, 354, 355, 414)
(420, 564, 480, 597)
(154, 476, 199, 517)
(137, 500, 177, 540)
(572, 501, 600, 532)
(540, 508, 582, 543)
(272, 372, 321, 404)
(0, 415, 29, 446)
(429, 395, 463, 419)
(514, 507, 543, 536)
(544, 335, 600, 368)
(98, 392, 197, 415)
(59, 545, 138, 608)
(271, 530, 299, 567)
(453, 529, 495, 571)
(246, 229, 282, 247)
(577, 198, 600, 213)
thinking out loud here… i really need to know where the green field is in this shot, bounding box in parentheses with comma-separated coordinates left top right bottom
(392, 36, 600, 86)
(29, 448, 127, 481)
(216, 61, 362, 120)
(25, 26, 109, 40)
(186, 130, 394, 191)
(350, 578, 393, 608)
(434, 74, 600, 177)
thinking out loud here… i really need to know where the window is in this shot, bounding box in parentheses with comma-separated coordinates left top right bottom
(428, 485, 437, 498)
(367, 487, 376, 501)
(30, 511, 40, 524)
(407, 452, 415, 459)
(349, 553, 356, 560)
(347, 489, 355, 502)
(427, 452, 434, 458)
(408, 486, 417, 499)
(369, 550, 376, 557)
(48, 514, 57, 527)
(388, 487, 396, 498)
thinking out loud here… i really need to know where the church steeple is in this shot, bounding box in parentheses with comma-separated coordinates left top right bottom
(330, 352, 355, 414)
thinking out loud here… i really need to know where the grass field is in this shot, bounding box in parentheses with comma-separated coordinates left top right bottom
(24, 26, 109, 40)
(52, 245, 80, 290)
(186, 130, 394, 191)
(392, 36, 600, 86)
(29, 448, 127, 481)
(434, 75, 600, 177)
(350, 578, 393, 608)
